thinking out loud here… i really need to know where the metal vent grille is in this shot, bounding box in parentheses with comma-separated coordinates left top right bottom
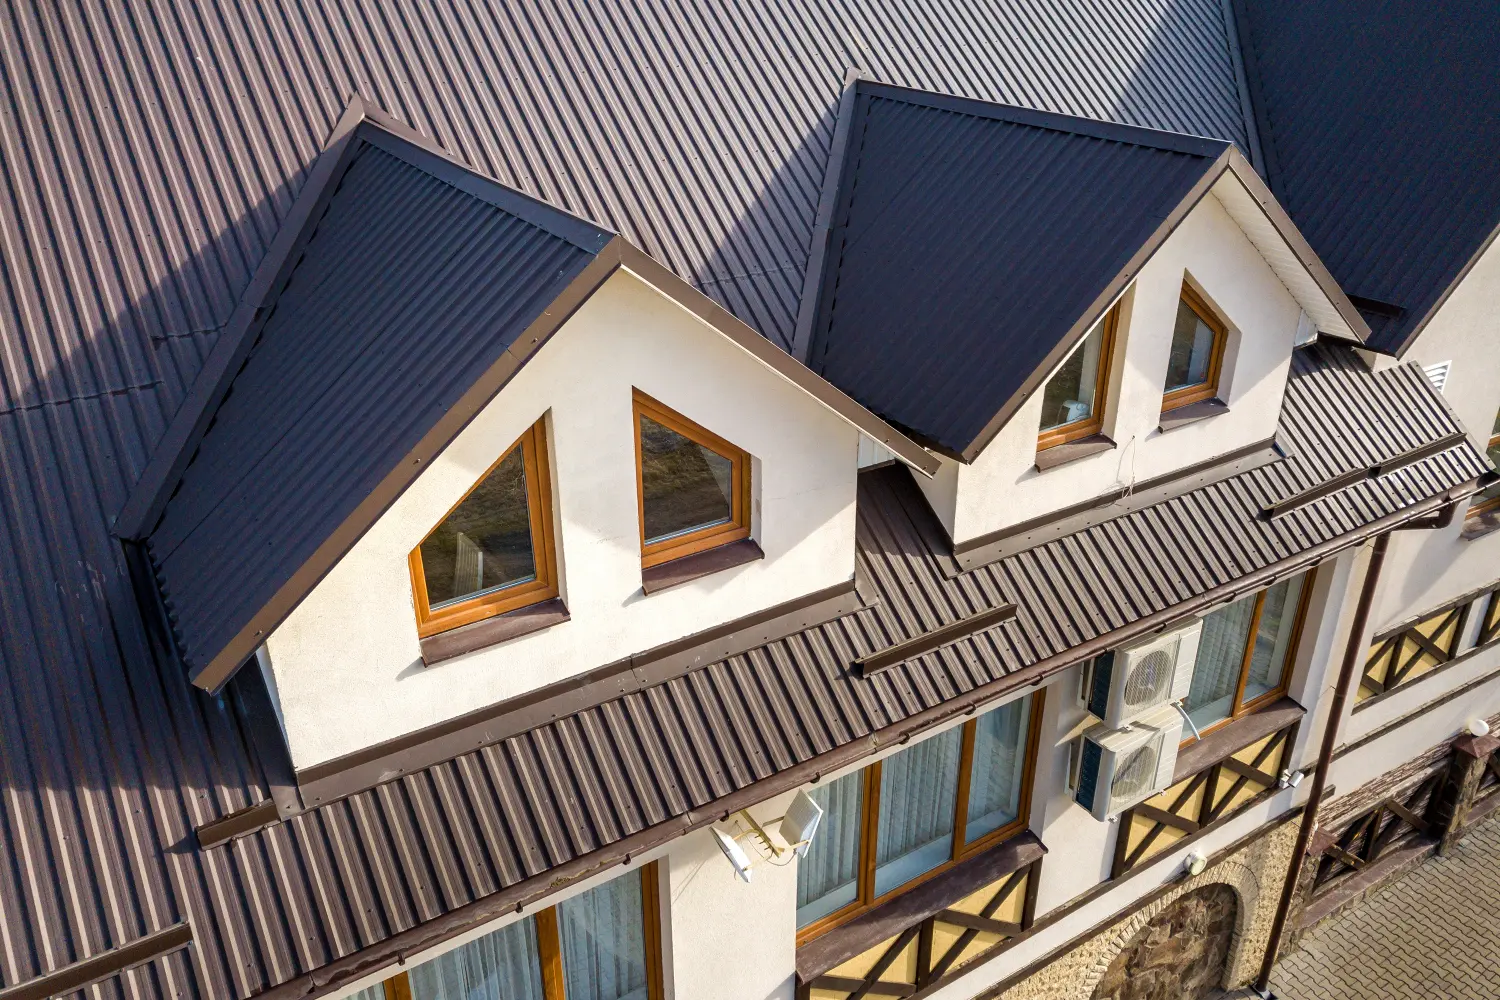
(1423, 361, 1451, 393)
(1122, 645, 1176, 708)
(1110, 742, 1159, 808)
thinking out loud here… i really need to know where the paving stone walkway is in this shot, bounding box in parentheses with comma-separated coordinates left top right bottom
(1221, 808, 1500, 999)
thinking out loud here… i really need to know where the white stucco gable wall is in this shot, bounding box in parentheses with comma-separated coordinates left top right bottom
(919, 185, 1306, 545)
(264, 268, 861, 769)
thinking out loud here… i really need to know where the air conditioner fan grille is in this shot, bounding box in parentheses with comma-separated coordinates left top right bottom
(1123, 646, 1176, 707)
(1110, 743, 1159, 805)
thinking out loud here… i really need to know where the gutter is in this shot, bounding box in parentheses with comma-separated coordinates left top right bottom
(248, 475, 1485, 1000)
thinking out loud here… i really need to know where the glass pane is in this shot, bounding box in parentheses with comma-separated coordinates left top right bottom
(874, 726, 962, 897)
(1481, 426, 1500, 502)
(1244, 575, 1305, 703)
(1165, 297, 1217, 392)
(419, 442, 537, 608)
(639, 413, 735, 543)
(1039, 321, 1106, 432)
(408, 915, 544, 1000)
(966, 695, 1032, 842)
(347, 986, 388, 1000)
(1184, 594, 1257, 730)
(796, 770, 864, 927)
(558, 869, 650, 1000)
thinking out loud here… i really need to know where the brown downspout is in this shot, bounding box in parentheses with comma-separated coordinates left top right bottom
(1253, 531, 1390, 996)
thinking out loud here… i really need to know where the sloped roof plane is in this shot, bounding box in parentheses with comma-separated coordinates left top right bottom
(1234, 0, 1500, 354)
(122, 99, 938, 694)
(805, 82, 1367, 460)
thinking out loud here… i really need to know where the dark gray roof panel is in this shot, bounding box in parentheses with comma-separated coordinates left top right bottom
(1236, 0, 1500, 354)
(146, 142, 605, 678)
(809, 85, 1225, 454)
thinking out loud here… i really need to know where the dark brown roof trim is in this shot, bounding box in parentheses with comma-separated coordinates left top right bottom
(1261, 431, 1467, 519)
(0, 923, 193, 1000)
(1390, 216, 1500, 358)
(640, 538, 763, 594)
(196, 799, 279, 850)
(796, 832, 1045, 982)
(294, 577, 863, 807)
(255, 477, 1482, 1000)
(952, 433, 1288, 573)
(853, 604, 1017, 677)
(612, 242, 938, 476)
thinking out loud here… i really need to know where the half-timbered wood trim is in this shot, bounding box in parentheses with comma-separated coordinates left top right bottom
(1361, 601, 1467, 700)
(1311, 771, 1445, 897)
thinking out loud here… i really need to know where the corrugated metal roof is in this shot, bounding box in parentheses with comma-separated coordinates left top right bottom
(1235, 0, 1500, 355)
(144, 137, 606, 683)
(806, 81, 1228, 456)
(1, 339, 1485, 1000)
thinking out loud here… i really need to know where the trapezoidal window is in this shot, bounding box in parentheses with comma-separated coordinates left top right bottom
(1162, 283, 1227, 411)
(408, 418, 558, 637)
(1038, 303, 1120, 449)
(634, 390, 750, 568)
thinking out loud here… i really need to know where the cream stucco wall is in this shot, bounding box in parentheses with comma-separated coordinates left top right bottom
(918, 187, 1305, 545)
(265, 269, 861, 768)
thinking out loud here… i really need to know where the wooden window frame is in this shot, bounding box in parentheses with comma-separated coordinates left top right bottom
(408, 418, 559, 639)
(373, 862, 664, 1000)
(796, 690, 1045, 947)
(1161, 283, 1228, 413)
(1037, 304, 1120, 451)
(1469, 419, 1500, 519)
(633, 389, 752, 569)
(1183, 575, 1312, 745)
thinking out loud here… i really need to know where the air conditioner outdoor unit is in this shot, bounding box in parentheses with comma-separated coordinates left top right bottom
(1081, 619, 1203, 729)
(1071, 704, 1184, 821)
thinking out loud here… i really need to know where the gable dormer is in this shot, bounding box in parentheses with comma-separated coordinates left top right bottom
(806, 81, 1367, 550)
(118, 100, 935, 770)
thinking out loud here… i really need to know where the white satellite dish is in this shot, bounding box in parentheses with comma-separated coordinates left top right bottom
(712, 826, 753, 883)
(780, 790, 824, 857)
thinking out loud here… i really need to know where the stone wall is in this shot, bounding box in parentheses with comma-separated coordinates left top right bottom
(1090, 884, 1237, 1000)
(994, 818, 1299, 1000)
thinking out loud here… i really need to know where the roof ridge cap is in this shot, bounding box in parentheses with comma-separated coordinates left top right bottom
(856, 78, 1231, 160)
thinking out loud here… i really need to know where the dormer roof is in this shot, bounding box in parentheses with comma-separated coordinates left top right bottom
(804, 81, 1368, 460)
(118, 99, 937, 694)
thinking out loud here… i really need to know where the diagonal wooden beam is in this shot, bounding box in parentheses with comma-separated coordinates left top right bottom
(935, 909, 1023, 937)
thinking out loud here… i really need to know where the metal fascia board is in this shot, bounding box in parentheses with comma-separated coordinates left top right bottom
(959, 149, 1234, 462)
(616, 242, 940, 476)
(187, 242, 626, 693)
(1221, 149, 1370, 341)
(114, 97, 372, 540)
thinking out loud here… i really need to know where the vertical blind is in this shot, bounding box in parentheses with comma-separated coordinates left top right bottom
(408, 915, 545, 1000)
(558, 871, 651, 1000)
(796, 770, 864, 926)
(874, 726, 962, 896)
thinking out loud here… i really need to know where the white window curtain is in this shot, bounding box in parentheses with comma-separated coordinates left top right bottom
(796, 769, 864, 926)
(1185, 595, 1257, 730)
(874, 726, 962, 896)
(966, 696, 1031, 842)
(558, 869, 650, 1000)
(408, 915, 544, 1000)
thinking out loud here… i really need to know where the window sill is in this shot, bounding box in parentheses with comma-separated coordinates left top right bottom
(420, 598, 570, 665)
(1034, 434, 1115, 472)
(795, 831, 1045, 984)
(1462, 506, 1500, 541)
(640, 538, 763, 594)
(1158, 397, 1229, 432)
(1173, 696, 1304, 782)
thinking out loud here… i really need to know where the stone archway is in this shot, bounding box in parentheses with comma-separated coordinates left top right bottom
(1090, 883, 1238, 1000)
